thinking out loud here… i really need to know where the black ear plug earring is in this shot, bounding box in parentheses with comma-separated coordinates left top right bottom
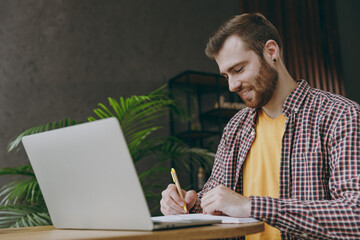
(273, 59, 277, 62)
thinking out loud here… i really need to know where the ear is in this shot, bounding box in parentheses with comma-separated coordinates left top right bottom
(264, 40, 280, 63)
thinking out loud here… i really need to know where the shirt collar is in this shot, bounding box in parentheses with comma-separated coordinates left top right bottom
(282, 80, 310, 117)
(247, 79, 310, 123)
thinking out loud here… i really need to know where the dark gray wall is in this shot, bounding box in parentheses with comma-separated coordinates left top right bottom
(336, 0, 360, 103)
(0, 0, 239, 185)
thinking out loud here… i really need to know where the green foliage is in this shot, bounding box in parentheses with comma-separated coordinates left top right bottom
(0, 179, 40, 206)
(0, 85, 215, 228)
(0, 165, 34, 177)
(0, 206, 51, 228)
(88, 85, 186, 162)
(0, 166, 51, 228)
(7, 119, 78, 153)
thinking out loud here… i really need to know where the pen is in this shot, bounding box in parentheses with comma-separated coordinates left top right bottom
(170, 168, 188, 213)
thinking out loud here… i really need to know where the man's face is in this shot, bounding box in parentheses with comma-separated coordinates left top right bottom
(215, 35, 278, 109)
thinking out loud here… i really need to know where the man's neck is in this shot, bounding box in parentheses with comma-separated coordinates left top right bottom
(262, 68, 297, 119)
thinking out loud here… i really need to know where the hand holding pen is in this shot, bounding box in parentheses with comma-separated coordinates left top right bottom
(171, 168, 188, 212)
(160, 168, 197, 215)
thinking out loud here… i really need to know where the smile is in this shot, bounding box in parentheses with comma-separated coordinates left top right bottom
(240, 90, 250, 98)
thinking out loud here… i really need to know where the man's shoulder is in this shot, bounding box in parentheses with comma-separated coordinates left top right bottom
(305, 87, 359, 113)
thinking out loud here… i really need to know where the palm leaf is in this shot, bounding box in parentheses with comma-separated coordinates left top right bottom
(88, 86, 183, 158)
(0, 178, 43, 206)
(0, 165, 34, 177)
(144, 136, 215, 170)
(7, 118, 78, 152)
(0, 206, 51, 228)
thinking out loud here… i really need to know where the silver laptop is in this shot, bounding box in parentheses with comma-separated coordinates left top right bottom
(22, 117, 219, 230)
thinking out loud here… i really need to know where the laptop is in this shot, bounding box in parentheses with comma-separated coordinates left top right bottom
(22, 117, 220, 230)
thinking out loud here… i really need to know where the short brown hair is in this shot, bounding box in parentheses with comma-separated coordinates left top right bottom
(205, 13, 283, 59)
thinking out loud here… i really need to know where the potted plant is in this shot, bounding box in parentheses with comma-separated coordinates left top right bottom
(0, 85, 214, 228)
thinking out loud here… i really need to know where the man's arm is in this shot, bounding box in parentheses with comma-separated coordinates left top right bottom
(251, 106, 360, 239)
(161, 122, 233, 215)
(190, 125, 230, 213)
(200, 184, 251, 217)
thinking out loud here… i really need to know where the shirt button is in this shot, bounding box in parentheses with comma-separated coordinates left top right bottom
(294, 108, 299, 112)
(250, 131, 255, 136)
(261, 218, 266, 222)
(301, 233, 308, 238)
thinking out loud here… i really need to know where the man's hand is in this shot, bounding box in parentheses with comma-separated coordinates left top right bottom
(160, 184, 197, 215)
(200, 184, 251, 217)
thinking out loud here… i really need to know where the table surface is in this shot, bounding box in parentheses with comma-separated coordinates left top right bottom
(0, 222, 264, 240)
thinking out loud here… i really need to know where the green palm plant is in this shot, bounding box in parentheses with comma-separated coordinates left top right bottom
(0, 85, 215, 228)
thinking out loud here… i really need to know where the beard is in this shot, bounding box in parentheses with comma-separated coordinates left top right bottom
(241, 59, 278, 109)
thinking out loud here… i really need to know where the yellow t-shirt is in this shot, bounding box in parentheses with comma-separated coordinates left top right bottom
(243, 109, 286, 240)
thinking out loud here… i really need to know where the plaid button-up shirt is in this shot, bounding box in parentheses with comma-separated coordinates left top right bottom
(192, 80, 360, 239)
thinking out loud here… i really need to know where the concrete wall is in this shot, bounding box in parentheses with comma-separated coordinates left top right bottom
(0, 0, 240, 185)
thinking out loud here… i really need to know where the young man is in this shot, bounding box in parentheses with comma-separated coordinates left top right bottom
(160, 13, 360, 239)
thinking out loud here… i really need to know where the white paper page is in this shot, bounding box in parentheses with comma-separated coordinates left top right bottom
(152, 213, 258, 224)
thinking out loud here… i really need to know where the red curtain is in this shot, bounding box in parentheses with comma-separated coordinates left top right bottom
(240, 0, 345, 96)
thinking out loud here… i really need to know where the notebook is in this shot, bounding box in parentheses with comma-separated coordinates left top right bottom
(22, 117, 220, 230)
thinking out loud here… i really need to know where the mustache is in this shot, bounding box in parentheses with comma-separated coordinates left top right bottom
(234, 85, 252, 93)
